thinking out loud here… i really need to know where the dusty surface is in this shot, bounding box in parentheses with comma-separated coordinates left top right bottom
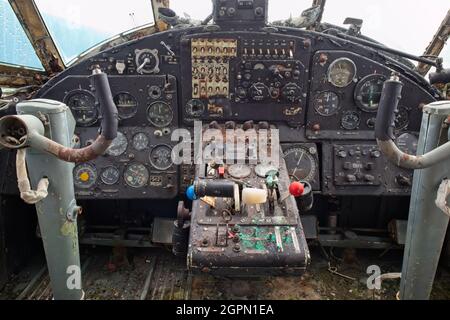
(1, 246, 449, 300)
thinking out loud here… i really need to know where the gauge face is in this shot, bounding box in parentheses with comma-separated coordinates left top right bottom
(341, 111, 361, 130)
(314, 91, 340, 116)
(106, 132, 128, 156)
(64, 90, 98, 126)
(395, 106, 410, 130)
(147, 101, 173, 127)
(113, 93, 138, 119)
(149, 145, 173, 170)
(132, 133, 149, 151)
(283, 146, 317, 183)
(228, 164, 252, 179)
(328, 58, 357, 88)
(135, 49, 159, 74)
(355, 74, 386, 112)
(100, 166, 120, 185)
(185, 99, 205, 117)
(74, 163, 97, 189)
(124, 163, 149, 188)
(249, 83, 269, 101)
(397, 133, 418, 155)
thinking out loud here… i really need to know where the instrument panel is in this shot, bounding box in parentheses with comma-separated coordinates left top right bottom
(306, 51, 431, 140)
(180, 33, 310, 126)
(35, 24, 437, 199)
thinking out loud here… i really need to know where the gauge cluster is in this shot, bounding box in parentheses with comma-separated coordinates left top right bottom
(180, 33, 311, 127)
(38, 75, 179, 199)
(307, 51, 431, 140)
(72, 127, 178, 199)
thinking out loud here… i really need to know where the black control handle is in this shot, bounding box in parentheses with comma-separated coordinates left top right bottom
(194, 180, 236, 198)
(375, 74, 403, 141)
(89, 68, 118, 141)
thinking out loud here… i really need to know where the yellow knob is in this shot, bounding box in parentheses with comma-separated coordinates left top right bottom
(79, 172, 90, 182)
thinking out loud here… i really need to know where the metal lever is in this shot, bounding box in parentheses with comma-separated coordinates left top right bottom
(0, 67, 118, 163)
(375, 73, 450, 169)
(137, 57, 151, 74)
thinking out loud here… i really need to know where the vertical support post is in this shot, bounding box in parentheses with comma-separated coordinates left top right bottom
(17, 102, 83, 300)
(400, 110, 450, 300)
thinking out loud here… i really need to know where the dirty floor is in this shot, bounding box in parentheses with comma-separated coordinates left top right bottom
(1, 246, 449, 300)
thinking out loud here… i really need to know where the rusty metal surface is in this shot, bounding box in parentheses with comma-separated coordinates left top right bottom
(8, 0, 65, 74)
(152, 0, 170, 32)
(416, 9, 450, 76)
(0, 63, 47, 87)
(42, 134, 113, 164)
(3, 247, 449, 300)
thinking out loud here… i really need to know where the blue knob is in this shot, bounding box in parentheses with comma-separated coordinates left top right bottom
(186, 185, 197, 201)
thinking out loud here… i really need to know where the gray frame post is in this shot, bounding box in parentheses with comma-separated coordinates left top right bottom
(17, 101, 83, 300)
(400, 103, 450, 300)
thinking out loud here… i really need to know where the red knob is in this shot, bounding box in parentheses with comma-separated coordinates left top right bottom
(289, 181, 305, 197)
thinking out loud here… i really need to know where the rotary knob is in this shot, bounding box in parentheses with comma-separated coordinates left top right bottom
(281, 83, 302, 102)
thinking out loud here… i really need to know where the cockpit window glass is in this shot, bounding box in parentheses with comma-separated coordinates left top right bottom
(319, 0, 449, 67)
(0, 0, 44, 69)
(171, 0, 449, 67)
(170, 0, 213, 21)
(34, 0, 155, 64)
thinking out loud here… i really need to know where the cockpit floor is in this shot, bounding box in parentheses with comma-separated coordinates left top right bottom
(1, 247, 449, 300)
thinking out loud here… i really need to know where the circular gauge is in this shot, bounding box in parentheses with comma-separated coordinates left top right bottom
(100, 166, 120, 185)
(314, 91, 340, 116)
(249, 82, 270, 101)
(328, 58, 357, 88)
(397, 133, 419, 155)
(132, 133, 149, 151)
(255, 164, 279, 178)
(355, 74, 386, 112)
(149, 145, 173, 170)
(124, 163, 149, 188)
(395, 106, 410, 130)
(113, 93, 138, 119)
(147, 101, 173, 127)
(283, 146, 317, 183)
(186, 99, 205, 117)
(228, 164, 252, 179)
(106, 132, 128, 157)
(341, 111, 361, 130)
(64, 90, 98, 126)
(135, 49, 160, 74)
(74, 163, 97, 189)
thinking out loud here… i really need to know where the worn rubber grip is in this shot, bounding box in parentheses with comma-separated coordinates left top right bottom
(375, 78, 403, 141)
(89, 72, 118, 141)
(194, 180, 236, 198)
